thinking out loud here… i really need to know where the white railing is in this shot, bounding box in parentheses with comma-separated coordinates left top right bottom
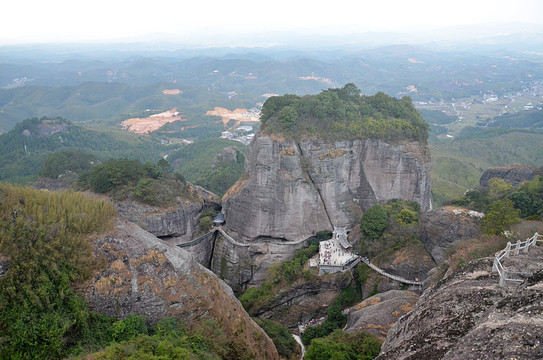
(361, 258, 422, 286)
(492, 232, 543, 286)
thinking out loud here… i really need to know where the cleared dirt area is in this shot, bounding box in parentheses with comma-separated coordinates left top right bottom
(121, 108, 185, 134)
(162, 89, 183, 95)
(206, 107, 260, 128)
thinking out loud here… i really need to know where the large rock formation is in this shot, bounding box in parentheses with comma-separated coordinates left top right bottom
(376, 247, 543, 360)
(224, 135, 431, 242)
(344, 290, 419, 342)
(82, 218, 279, 360)
(480, 164, 541, 188)
(212, 146, 239, 168)
(115, 184, 220, 244)
(219, 133, 431, 286)
(419, 207, 483, 264)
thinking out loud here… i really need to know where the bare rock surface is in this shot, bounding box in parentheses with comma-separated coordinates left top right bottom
(115, 184, 220, 243)
(376, 246, 543, 360)
(344, 290, 419, 342)
(212, 146, 238, 168)
(82, 218, 279, 360)
(480, 164, 541, 188)
(419, 207, 483, 264)
(224, 135, 431, 243)
(221, 133, 431, 285)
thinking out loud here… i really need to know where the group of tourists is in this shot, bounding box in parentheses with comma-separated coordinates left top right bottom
(298, 315, 328, 333)
(319, 239, 358, 267)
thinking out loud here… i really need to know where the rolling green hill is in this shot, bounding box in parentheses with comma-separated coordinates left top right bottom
(167, 138, 247, 197)
(477, 108, 543, 128)
(430, 127, 543, 205)
(0, 117, 168, 184)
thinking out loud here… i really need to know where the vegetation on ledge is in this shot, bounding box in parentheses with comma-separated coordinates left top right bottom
(304, 330, 381, 360)
(260, 84, 429, 142)
(447, 175, 543, 231)
(0, 184, 116, 359)
(77, 158, 198, 206)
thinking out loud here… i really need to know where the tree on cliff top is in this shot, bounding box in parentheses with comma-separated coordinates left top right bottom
(482, 199, 520, 235)
(360, 204, 388, 239)
(260, 84, 429, 142)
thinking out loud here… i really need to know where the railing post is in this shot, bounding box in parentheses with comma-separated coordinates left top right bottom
(492, 256, 498, 273)
(505, 242, 511, 257)
(499, 271, 506, 287)
(516, 240, 521, 255)
(524, 238, 530, 253)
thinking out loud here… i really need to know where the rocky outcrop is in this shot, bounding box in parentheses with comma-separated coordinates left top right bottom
(256, 270, 353, 330)
(376, 248, 543, 360)
(480, 164, 541, 188)
(115, 185, 220, 244)
(82, 218, 279, 360)
(224, 135, 431, 243)
(344, 290, 419, 342)
(419, 207, 483, 264)
(212, 146, 238, 168)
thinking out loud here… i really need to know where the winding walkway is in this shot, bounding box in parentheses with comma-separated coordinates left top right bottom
(360, 257, 422, 286)
(492, 232, 543, 286)
(181, 228, 422, 287)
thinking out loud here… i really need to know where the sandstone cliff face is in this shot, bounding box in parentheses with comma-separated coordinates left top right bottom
(83, 218, 279, 360)
(419, 207, 483, 264)
(115, 185, 220, 244)
(224, 135, 431, 242)
(480, 164, 541, 188)
(344, 290, 419, 342)
(377, 249, 543, 360)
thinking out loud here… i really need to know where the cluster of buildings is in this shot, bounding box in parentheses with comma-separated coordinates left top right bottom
(220, 127, 255, 145)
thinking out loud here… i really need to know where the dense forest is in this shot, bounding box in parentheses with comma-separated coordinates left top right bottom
(260, 84, 429, 142)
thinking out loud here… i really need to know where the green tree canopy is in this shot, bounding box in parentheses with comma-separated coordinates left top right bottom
(260, 84, 429, 142)
(488, 178, 513, 198)
(303, 330, 381, 360)
(360, 205, 388, 239)
(482, 199, 521, 235)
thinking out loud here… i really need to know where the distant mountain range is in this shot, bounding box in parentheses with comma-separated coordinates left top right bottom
(2, 40, 543, 132)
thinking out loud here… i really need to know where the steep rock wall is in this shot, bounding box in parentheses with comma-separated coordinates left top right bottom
(115, 185, 220, 244)
(223, 135, 431, 242)
(83, 219, 279, 359)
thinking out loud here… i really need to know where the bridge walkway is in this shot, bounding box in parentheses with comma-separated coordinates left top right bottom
(360, 257, 422, 286)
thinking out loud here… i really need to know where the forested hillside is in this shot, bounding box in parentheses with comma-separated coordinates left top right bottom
(0, 117, 168, 184)
(477, 108, 543, 128)
(429, 127, 543, 205)
(167, 138, 247, 197)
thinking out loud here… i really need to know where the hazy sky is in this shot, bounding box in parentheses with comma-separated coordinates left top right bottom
(2, 0, 543, 45)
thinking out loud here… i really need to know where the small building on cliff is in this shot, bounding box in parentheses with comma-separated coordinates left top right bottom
(319, 227, 359, 275)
